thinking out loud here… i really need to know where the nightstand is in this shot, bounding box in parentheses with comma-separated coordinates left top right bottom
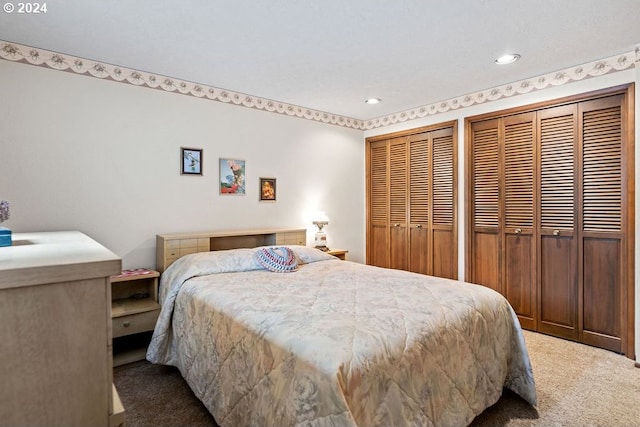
(110, 269, 160, 366)
(327, 249, 348, 260)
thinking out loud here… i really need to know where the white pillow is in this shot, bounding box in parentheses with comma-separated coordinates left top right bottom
(287, 245, 340, 264)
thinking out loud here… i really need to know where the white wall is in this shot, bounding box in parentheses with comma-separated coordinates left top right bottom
(1, 55, 637, 360)
(0, 59, 366, 266)
(365, 68, 639, 361)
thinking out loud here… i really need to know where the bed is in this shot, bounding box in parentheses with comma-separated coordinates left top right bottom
(147, 230, 536, 427)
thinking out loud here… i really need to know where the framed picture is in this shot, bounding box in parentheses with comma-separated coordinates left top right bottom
(181, 147, 202, 175)
(219, 158, 246, 194)
(259, 177, 276, 201)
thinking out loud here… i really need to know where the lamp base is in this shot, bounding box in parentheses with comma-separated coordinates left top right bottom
(314, 230, 328, 249)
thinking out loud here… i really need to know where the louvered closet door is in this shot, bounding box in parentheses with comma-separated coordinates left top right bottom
(470, 119, 501, 293)
(389, 137, 409, 271)
(431, 127, 455, 279)
(579, 95, 624, 353)
(537, 104, 578, 340)
(407, 128, 455, 278)
(503, 113, 536, 329)
(367, 123, 457, 279)
(408, 132, 430, 275)
(369, 140, 389, 268)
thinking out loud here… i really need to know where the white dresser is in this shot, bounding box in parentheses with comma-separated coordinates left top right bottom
(0, 231, 124, 426)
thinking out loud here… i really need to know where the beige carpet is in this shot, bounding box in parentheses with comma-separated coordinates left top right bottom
(471, 330, 640, 426)
(114, 331, 640, 426)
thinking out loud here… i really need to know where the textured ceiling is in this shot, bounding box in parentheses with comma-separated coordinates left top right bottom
(1, 0, 639, 120)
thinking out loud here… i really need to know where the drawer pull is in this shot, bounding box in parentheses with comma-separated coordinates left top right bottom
(123, 321, 131, 328)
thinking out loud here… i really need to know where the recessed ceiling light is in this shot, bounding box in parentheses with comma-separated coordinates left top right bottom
(495, 54, 521, 65)
(365, 98, 382, 104)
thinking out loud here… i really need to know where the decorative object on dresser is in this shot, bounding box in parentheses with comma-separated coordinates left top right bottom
(0, 231, 124, 426)
(219, 158, 246, 194)
(0, 200, 11, 247)
(181, 147, 202, 175)
(111, 268, 160, 366)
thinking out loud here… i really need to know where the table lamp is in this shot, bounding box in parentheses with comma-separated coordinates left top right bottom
(312, 212, 329, 251)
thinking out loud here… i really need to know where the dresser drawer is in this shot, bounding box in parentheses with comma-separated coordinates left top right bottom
(112, 309, 160, 338)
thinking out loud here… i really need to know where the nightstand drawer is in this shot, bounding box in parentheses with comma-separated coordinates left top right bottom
(112, 309, 160, 338)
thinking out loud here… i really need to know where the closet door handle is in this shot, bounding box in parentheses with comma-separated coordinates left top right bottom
(394, 223, 400, 227)
(514, 228, 522, 234)
(416, 224, 422, 229)
(553, 229, 560, 236)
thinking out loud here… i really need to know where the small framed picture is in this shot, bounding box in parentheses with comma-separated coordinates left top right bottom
(181, 147, 203, 175)
(219, 158, 246, 194)
(260, 177, 276, 201)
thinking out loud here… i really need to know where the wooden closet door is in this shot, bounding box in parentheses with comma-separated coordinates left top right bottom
(368, 140, 389, 268)
(537, 104, 578, 340)
(503, 113, 536, 329)
(389, 137, 409, 271)
(367, 122, 457, 279)
(470, 119, 501, 293)
(408, 133, 430, 275)
(579, 95, 624, 353)
(431, 128, 456, 279)
(467, 87, 633, 357)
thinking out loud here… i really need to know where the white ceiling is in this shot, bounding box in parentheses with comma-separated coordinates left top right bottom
(1, 0, 639, 120)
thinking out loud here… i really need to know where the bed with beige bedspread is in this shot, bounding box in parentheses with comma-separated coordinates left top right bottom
(147, 246, 536, 427)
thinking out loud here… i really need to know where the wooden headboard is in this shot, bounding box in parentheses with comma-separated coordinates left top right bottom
(156, 228, 307, 273)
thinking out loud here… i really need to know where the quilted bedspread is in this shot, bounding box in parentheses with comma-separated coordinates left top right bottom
(147, 246, 536, 427)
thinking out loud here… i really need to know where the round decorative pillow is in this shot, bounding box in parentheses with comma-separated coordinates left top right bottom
(254, 246, 299, 273)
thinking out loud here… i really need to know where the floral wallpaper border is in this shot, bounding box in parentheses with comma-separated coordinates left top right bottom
(1, 40, 637, 130)
(366, 47, 638, 129)
(0, 40, 363, 129)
